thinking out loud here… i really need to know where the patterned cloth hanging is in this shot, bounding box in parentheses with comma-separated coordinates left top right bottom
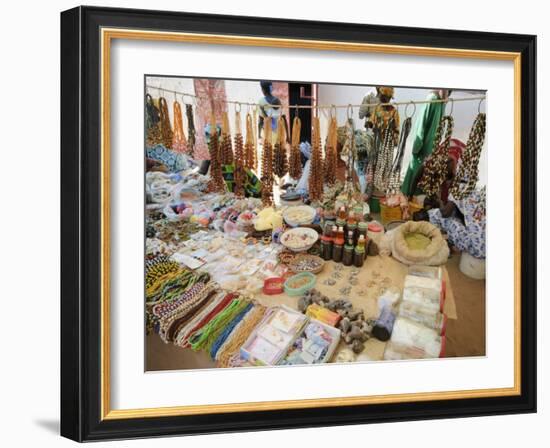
(309, 116, 324, 202)
(145, 94, 162, 147)
(172, 100, 188, 153)
(220, 112, 234, 165)
(323, 115, 338, 186)
(261, 120, 274, 206)
(373, 116, 399, 192)
(417, 115, 454, 197)
(450, 113, 486, 199)
(386, 116, 413, 197)
(158, 97, 174, 149)
(185, 104, 196, 158)
(233, 110, 245, 198)
(289, 116, 302, 180)
(368, 105, 400, 195)
(273, 116, 288, 178)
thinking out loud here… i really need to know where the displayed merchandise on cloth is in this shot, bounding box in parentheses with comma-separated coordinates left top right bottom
(175, 292, 234, 348)
(172, 100, 188, 153)
(417, 115, 455, 197)
(215, 304, 267, 367)
(185, 103, 196, 158)
(146, 144, 191, 173)
(449, 113, 486, 200)
(189, 296, 250, 352)
(428, 187, 486, 259)
(158, 97, 174, 149)
(401, 92, 447, 196)
(209, 302, 254, 359)
(386, 116, 412, 197)
(145, 94, 162, 147)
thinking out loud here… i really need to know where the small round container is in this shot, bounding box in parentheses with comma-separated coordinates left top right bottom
(289, 254, 325, 274)
(283, 205, 316, 227)
(284, 272, 316, 296)
(280, 227, 319, 252)
(367, 221, 384, 246)
(263, 277, 285, 295)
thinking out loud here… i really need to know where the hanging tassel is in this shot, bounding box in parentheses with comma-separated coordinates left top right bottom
(185, 104, 196, 158)
(233, 110, 245, 198)
(145, 94, 162, 147)
(207, 111, 225, 192)
(309, 116, 324, 202)
(261, 120, 274, 206)
(450, 113, 486, 199)
(289, 116, 302, 180)
(158, 97, 174, 149)
(252, 108, 259, 170)
(273, 116, 288, 178)
(417, 115, 454, 197)
(323, 116, 338, 185)
(244, 113, 257, 171)
(172, 100, 188, 153)
(220, 112, 234, 165)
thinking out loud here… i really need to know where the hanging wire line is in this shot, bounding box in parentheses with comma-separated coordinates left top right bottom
(145, 84, 486, 110)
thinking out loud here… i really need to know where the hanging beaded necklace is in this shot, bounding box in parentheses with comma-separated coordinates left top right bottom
(207, 111, 225, 192)
(233, 109, 246, 198)
(220, 111, 234, 165)
(172, 100, 188, 153)
(244, 112, 257, 171)
(273, 116, 288, 178)
(261, 120, 274, 206)
(450, 113, 486, 199)
(417, 115, 454, 197)
(309, 115, 324, 202)
(323, 114, 338, 186)
(185, 103, 196, 158)
(386, 116, 412, 197)
(158, 97, 174, 149)
(289, 115, 302, 180)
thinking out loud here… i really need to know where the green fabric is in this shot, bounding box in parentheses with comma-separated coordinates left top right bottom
(221, 164, 262, 198)
(401, 93, 446, 196)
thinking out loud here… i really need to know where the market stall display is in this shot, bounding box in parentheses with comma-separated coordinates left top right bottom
(143, 83, 485, 371)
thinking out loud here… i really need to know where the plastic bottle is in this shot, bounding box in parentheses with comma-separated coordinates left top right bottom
(342, 231, 355, 266)
(320, 222, 334, 261)
(332, 226, 345, 263)
(353, 235, 366, 267)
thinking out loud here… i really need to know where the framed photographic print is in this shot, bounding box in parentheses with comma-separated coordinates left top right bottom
(60, 6, 537, 441)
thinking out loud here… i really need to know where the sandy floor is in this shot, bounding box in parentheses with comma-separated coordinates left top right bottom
(146, 252, 485, 371)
